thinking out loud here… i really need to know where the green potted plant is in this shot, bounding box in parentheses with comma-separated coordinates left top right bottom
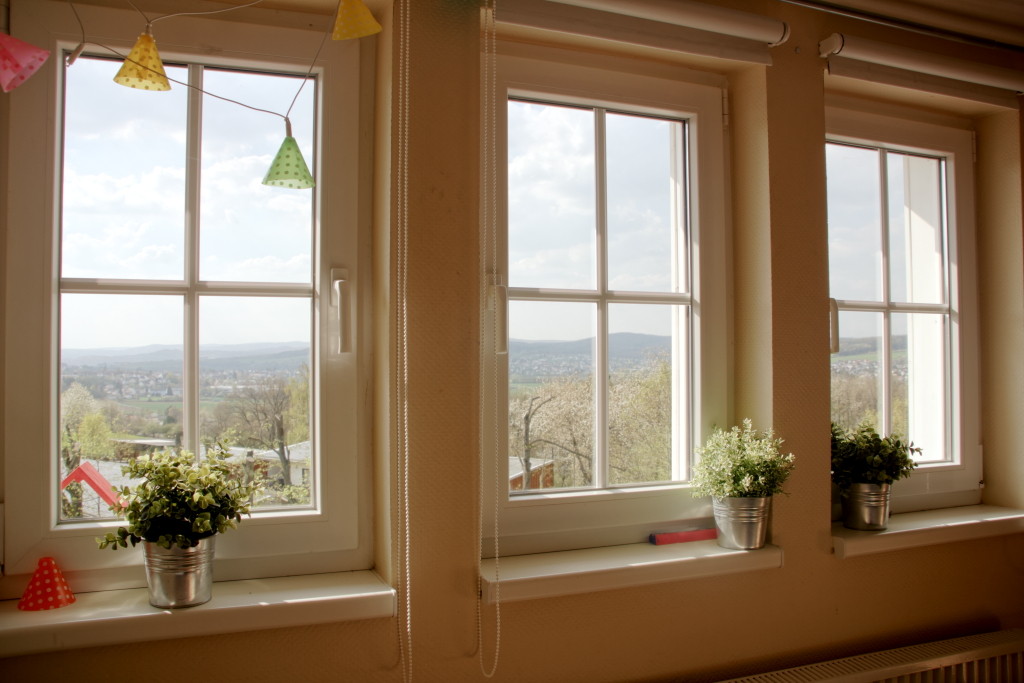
(97, 447, 261, 608)
(692, 419, 795, 549)
(830, 422, 920, 530)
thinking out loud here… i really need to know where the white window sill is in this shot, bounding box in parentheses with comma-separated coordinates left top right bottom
(832, 504, 1024, 558)
(0, 569, 395, 657)
(480, 539, 783, 603)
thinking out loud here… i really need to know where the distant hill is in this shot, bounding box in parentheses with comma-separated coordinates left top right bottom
(61, 342, 310, 372)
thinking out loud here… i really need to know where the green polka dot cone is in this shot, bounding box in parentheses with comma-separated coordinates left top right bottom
(114, 32, 170, 91)
(263, 136, 315, 189)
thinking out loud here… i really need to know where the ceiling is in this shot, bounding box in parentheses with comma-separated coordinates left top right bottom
(66, 0, 1024, 51)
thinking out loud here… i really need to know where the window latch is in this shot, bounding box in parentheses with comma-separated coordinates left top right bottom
(829, 297, 840, 354)
(331, 267, 349, 355)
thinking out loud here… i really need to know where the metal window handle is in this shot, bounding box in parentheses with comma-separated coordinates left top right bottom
(829, 297, 840, 354)
(331, 268, 349, 354)
(489, 275, 508, 355)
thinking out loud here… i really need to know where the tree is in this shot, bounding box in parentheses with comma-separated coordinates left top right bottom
(228, 376, 293, 486)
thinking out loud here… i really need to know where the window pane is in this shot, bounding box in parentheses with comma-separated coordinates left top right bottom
(889, 153, 945, 305)
(508, 101, 595, 289)
(508, 300, 595, 492)
(62, 57, 187, 280)
(198, 296, 313, 509)
(607, 304, 685, 485)
(827, 144, 882, 302)
(200, 69, 314, 284)
(59, 294, 184, 522)
(892, 312, 947, 462)
(606, 113, 684, 293)
(830, 310, 883, 432)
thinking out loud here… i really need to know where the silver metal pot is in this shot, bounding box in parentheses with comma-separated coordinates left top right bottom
(143, 536, 216, 608)
(841, 482, 891, 530)
(712, 496, 771, 550)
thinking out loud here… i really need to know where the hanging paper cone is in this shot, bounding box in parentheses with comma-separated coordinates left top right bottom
(332, 0, 382, 40)
(263, 136, 315, 189)
(0, 32, 51, 93)
(18, 557, 76, 611)
(114, 31, 170, 91)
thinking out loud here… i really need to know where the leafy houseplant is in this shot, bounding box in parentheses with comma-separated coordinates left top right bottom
(97, 447, 261, 608)
(830, 422, 920, 530)
(692, 419, 795, 499)
(98, 447, 261, 551)
(692, 419, 795, 550)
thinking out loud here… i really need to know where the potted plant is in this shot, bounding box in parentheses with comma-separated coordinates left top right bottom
(97, 447, 261, 608)
(830, 422, 920, 530)
(691, 419, 795, 549)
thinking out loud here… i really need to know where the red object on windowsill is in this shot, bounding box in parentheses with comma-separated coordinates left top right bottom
(18, 557, 76, 611)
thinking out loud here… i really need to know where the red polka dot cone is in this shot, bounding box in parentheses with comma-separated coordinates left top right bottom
(18, 557, 76, 611)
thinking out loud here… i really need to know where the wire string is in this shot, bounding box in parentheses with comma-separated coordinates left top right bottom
(477, 0, 502, 678)
(66, 0, 340, 129)
(395, 0, 413, 681)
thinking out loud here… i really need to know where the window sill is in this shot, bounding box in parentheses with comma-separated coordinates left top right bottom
(480, 539, 783, 603)
(831, 504, 1024, 559)
(0, 569, 395, 657)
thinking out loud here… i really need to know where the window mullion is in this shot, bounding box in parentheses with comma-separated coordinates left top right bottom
(878, 150, 893, 435)
(593, 108, 609, 490)
(183, 64, 204, 456)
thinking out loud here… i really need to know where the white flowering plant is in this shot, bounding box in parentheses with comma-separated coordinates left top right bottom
(691, 419, 795, 499)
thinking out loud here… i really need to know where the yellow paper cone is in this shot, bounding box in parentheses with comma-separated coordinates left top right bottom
(114, 31, 170, 91)
(333, 0, 382, 40)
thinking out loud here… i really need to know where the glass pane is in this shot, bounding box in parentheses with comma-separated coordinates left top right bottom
(607, 304, 685, 485)
(889, 152, 946, 305)
(198, 296, 313, 508)
(508, 300, 595, 492)
(892, 313, 947, 462)
(59, 294, 184, 522)
(508, 100, 596, 289)
(62, 57, 187, 280)
(830, 310, 883, 432)
(606, 113, 684, 293)
(200, 69, 314, 283)
(827, 143, 882, 302)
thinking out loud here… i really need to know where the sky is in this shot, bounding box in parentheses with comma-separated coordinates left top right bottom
(60, 55, 946, 349)
(61, 55, 314, 350)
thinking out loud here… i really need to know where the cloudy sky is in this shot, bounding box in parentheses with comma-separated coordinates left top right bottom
(60, 55, 314, 350)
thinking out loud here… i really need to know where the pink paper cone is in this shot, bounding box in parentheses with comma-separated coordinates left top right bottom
(0, 33, 51, 93)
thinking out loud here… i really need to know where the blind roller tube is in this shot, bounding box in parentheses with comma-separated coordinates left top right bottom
(820, 32, 1024, 93)
(549, 0, 789, 46)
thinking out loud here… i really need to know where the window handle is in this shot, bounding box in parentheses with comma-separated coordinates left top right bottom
(829, 297, 840, 354)
(331, 267, 349, 354)
(488, 275, 508, 355)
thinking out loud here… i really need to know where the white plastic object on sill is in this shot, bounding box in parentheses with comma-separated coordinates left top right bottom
(0, 570, 395, 657)
(831, 504, 1024, 559)
(480, 539, 782, 603)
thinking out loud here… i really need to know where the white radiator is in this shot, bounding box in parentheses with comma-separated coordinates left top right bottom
(721, 629, 1024, 683)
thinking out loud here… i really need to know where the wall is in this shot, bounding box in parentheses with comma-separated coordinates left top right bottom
(2, 1, 1023, 681)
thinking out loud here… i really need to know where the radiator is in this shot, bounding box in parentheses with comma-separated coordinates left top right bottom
(720, 629, 1024, 683)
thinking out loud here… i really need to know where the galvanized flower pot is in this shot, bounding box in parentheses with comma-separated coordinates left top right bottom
(143, 536, 215, 608)
(712, 496, 771, 550)
(841, 482, 891, 530)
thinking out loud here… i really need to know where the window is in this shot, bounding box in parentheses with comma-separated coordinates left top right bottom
(483, 49, 728, 555)
(826, 103, 981, 512)
(2, 2, 371, 595)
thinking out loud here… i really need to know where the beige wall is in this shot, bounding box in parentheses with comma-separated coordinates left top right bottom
(3, 1, 1024, 681)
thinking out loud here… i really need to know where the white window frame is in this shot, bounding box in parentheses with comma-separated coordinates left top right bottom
(2, 0, 372, 596)
(826, 100, 982, 512)
(482, 47, 729, 556)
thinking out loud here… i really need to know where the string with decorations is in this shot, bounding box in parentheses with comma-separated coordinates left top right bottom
(22, 0, 383, 189)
